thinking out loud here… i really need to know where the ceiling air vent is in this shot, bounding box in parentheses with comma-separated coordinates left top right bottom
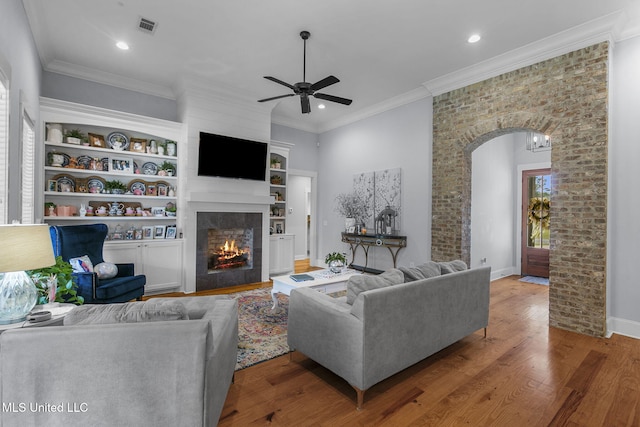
(138, 17, 157, 34)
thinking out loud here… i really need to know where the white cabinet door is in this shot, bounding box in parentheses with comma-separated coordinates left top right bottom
(141, 240, 183, 293)
(103, 240, 183, 294)
(269, 234, 294, 276)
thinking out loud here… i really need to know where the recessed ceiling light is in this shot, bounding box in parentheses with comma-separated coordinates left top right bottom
(467, 34, 481, 44)
(116, 41, 130, 50)
(318, 103, 326, 109)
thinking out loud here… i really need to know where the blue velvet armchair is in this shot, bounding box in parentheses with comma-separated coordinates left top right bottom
(49, 224, 145, 303)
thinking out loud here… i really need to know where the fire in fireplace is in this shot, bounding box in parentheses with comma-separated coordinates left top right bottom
(208, 228, 253, 273)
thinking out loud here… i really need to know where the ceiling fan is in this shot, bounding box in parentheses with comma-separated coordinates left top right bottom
(258, 30, 353, 114)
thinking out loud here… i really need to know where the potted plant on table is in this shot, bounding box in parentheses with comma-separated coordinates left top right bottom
(27, 256, 84, 305)
(325, 252, 348, 273)
(334, 192, 367, 232)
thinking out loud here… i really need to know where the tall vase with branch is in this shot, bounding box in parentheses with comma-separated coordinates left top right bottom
(335, 192, 367, 232)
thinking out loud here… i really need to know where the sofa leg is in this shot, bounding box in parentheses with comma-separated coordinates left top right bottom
(353, 386, 365, 410)
(484, 327, 487, 338)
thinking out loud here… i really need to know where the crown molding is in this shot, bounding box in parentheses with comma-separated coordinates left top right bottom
(272, 86, 431, 134)
(44, 59, 176, 100)
(423, 12, 624, 97)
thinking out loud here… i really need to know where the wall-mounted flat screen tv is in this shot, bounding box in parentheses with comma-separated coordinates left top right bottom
(198, 132, 268, 181)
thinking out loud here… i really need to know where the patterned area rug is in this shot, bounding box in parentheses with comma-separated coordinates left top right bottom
(519, 276, 549, 286)
(230, 287, 290, 370)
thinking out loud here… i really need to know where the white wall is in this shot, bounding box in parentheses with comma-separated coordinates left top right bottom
(42, 71, 178, 122)
(609, 35, 640, 338)
(0, 0, 42, 223)
(271, 124, 318, 172)
(317, 97, 432, 270)
(287, 175, 311, 259)
(471, 134, 517, 276)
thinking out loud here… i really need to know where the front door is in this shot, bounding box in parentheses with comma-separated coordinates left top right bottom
(522, 169, 551, 277)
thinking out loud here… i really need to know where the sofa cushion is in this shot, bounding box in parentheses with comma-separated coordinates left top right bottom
(399, 261, 441, 282)
(63, 299, 189, 326)
(439, 260, 468, 274)
(346, 269, 405, 305)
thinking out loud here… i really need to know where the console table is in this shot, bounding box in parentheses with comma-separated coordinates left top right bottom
(341, 232, 407, 270)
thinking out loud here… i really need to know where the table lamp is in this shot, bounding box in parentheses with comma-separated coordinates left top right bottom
(0, 224, 55, 324)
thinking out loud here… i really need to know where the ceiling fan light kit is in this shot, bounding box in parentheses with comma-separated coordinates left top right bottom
(258, 30, 352, 114)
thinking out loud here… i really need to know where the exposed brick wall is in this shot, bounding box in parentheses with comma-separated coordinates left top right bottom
(432, 42, 609, 337)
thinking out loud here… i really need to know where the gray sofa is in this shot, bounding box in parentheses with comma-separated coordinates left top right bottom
(0, 296, 238, 427)
(287, 264, 491, 409)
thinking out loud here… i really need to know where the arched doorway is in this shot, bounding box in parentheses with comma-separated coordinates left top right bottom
(432, 42, 609, 337)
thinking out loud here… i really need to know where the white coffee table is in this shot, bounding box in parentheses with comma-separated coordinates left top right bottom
(270, 268, 360, 309)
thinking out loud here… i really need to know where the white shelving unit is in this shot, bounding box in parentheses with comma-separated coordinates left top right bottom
(269, 143, 289, 234)
(39, 98, 185, 294)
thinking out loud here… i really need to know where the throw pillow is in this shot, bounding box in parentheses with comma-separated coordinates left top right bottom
(64, 300, 189, 326)
(69, 255, 94, 273)
(94, 262, 118, 279)
(346, 269, 405, 305)
(439, 260, 468, 274)
(399, 261, 441, 282)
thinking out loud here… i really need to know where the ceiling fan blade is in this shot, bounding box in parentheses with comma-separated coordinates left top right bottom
(301, 94, 311, 114)
(258, 94, 295, 103)
(264, 76, 296, 90)
(313, 92, 353, 105)
(310, 75, 339, 91)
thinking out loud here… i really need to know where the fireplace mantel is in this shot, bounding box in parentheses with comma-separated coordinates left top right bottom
(187, 192, 273, 205)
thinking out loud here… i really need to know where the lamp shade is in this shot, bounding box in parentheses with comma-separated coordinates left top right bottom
(0, 224, 55, 273)
(0, 224, 56, 324)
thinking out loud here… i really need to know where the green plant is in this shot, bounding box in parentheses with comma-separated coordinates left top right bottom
(27, 256, 84, 305)
(105, 179, 126, 191)
(165, 202, 176, 213)
(64, 128, 87, 142)
(159, 161, 176, 172)
(325, 252, 347, 264)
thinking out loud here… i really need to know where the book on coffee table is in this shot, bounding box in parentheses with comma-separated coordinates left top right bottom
(289, 274, 315, 282)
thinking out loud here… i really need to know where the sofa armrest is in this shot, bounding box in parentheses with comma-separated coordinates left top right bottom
(72, 271, 98, 299)
(201, 299, 238, 426)
(115, 263, 135, 277)
(288, 288, 366, 389)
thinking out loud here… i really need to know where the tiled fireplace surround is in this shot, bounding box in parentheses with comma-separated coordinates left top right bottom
(187, 192, 272, 293)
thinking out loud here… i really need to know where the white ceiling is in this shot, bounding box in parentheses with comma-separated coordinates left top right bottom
(22, 0, 640, 133)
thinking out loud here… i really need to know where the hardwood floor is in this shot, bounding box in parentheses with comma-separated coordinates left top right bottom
(216, 275, 640, 426)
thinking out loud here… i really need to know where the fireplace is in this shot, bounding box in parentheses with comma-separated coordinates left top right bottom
(208, 228, 253, 272)
(196, 212, 262, 290)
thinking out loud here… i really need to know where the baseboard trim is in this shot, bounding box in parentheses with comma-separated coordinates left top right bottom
(607, 317, 640, 340)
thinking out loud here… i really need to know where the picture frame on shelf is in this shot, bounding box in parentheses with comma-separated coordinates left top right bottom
(157, 185, 167, 197)
(88, 133, 106, 148)
(151, 206, 165, 217)
(109, 157, 133, 174)
(47, 180, 57, 192)
(154, 225, 166, 239)
(142, 226, 154, 239)
(165, 225, 177, 239)
(129, 138, 147, 153)
(146, 183, 157, 197)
